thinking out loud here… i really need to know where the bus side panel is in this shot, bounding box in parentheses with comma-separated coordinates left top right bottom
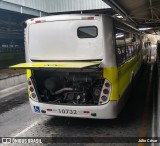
(102, 16, 119, 101)
(26, 69, 32, 97)
(101, 15, 117, 67)
(118, 52, 142, 98)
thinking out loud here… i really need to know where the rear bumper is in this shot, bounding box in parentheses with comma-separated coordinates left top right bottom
(29, 99, 118, 119)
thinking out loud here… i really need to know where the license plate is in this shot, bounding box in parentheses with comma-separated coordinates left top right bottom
(58, 109, 77, 114)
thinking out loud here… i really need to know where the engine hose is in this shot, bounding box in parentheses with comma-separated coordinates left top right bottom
(51, 88, 74, 95)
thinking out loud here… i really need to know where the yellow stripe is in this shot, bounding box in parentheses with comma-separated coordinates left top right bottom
(26, 69, 32, 96)
(26, 69, 32, 79)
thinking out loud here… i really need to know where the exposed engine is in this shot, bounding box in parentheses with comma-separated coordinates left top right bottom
(33, 70, 104, 105)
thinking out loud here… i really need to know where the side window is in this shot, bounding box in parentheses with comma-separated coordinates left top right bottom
(132, 34, 141, 55)
(132, 34, 137, 55)
(115, 29, 126, 66)
(136, 35, 141, 52)
(125, 32, 133, 59)
(77, 26, 98, 38)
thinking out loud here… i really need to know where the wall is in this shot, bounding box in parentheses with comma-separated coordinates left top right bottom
(46, 0, 109, 13)
(2, 0, 47, 12)
(2, 0, 109, 13)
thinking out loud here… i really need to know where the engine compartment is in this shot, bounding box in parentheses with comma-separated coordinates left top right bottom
(32, 69, 104, 105)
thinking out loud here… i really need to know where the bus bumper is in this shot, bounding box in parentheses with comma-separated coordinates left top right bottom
(29, 98, 118, 119)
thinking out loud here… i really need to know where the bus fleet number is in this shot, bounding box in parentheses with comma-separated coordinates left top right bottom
(58, 109, 77, 114)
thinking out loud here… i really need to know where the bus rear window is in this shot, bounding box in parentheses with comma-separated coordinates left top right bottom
(77, 26, 98, 38)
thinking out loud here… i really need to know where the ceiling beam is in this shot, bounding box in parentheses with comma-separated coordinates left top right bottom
(102, 0, 137, 25)
(149, 0, 154, 19)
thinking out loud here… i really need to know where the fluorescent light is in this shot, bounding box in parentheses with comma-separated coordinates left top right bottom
(116, 33, 124, 38)
(114, 14, 123, 19)
(139, 28, 151, 31)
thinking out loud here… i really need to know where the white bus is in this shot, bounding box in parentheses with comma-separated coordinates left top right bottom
(11, 14, 145, 119)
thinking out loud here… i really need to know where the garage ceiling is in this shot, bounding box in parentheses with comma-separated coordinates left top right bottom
(103, 0, 160, 34)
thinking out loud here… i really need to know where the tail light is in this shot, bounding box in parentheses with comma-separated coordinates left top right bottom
(28, 81, 32, 86)
(31, 93, 36, 99)
(103, 89, 109, 94)
(101, 96, 108, 102)
(29, 86, 34, 92)
(99, 79, 111, 105)
(105, 83, 110, 87)
(28, 78, 38, 102)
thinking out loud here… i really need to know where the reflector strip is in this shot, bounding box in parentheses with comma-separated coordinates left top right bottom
(35, 20, 45, 23)
(81, 17, 94, 20)
(83, 111, 90, 114)
(87, 17, 94, 20)
(35, 20, 41, 23)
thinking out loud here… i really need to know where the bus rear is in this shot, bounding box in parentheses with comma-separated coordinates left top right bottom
(11, 14, 117, 119)
(27, 14, 103, 61)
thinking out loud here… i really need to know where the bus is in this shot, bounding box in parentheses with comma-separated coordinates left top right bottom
(11, 14, 146, 119)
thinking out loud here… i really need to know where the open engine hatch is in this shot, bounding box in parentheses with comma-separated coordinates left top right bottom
(10, 62, 101, 69)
